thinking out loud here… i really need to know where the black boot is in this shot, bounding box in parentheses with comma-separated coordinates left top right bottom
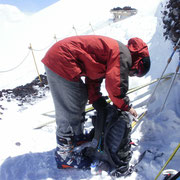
(55, 136, 92, 169)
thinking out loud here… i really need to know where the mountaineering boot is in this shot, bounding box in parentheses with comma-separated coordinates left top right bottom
(74, 129, 94, 146)
(55, 135, 92, 169)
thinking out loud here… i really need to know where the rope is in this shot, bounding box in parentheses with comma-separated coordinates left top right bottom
(0, 37, 56, 73)
(29, 43, 42, 82)
(161, 61, 180, 111)
(30, 41, 55, 51)
(34, 73, 174, 129)
(0, 50, 30, 73)
(131, 72, 176, 130)
(147, 37, 180, 106)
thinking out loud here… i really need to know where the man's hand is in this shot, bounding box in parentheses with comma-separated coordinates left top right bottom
(92, 97, 108, 111)
(129, 107, 138, 117)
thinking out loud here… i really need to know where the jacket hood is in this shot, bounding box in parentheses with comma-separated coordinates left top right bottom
(127, 37, 150, 70)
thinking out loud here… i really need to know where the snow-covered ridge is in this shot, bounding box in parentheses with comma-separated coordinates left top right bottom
(1, 0, 175, 90)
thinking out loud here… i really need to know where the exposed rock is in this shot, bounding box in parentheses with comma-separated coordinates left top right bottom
(162, 0, 180, 49)
(0, 73, 49, 107)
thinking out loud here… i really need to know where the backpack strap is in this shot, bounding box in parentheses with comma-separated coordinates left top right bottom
(86, 104, 131, 171)
(93, 104, 131, 168)
(103, 106, 131, 168)
(93, 107, 107, 149)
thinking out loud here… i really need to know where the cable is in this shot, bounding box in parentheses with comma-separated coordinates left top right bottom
(0, 50, 30, 73)
(30, 41, 55, 51)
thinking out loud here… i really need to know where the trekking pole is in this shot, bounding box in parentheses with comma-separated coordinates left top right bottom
(154, 143, 180, 180)
(161, 59, 180, 112)
(34, 73, 173, 129)
(147, 38, 180, 106)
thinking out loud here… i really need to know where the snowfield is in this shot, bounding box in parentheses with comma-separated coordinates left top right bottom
(0, 0, 179, 179)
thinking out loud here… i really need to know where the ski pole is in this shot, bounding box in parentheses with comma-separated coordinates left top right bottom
(147, 38, 180, 106)
(160, 60, 180, 111)
(154, 143, 180, 180)
(34, 72, 174, 129)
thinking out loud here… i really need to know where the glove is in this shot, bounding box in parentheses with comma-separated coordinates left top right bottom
(92, 97, 108, 111)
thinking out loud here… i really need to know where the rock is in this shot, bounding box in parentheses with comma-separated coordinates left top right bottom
(162, 0, 180, 46)
(0, 73, 49, 108)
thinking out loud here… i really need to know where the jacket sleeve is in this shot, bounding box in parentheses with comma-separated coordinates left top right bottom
(105, 42, 132, 111)
(85, 77, 103, 104)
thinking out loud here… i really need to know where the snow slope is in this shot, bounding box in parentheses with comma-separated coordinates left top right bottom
(0, 0, 180, 179)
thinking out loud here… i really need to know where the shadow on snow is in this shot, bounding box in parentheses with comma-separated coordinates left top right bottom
(0, 149, 92, 180)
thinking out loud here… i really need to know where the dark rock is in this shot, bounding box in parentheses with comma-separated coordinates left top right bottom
(15, 142, 21, 146)
(162, 0, 180, 48)
(0, 73, 49, 107)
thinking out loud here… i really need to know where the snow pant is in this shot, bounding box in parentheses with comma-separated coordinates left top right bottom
(45, 66, 88, 137)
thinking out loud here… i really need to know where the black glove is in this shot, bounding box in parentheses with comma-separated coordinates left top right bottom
(92, 96, 108, 111)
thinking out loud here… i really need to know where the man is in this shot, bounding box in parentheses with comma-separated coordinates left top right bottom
(41, 35, 151, 169)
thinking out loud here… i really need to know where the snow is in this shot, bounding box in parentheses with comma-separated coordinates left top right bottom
(0, 0, 180, 179)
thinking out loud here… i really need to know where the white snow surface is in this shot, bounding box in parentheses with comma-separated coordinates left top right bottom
(0, 0, 180, 180)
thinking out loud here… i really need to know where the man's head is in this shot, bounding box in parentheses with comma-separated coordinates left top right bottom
(129, 57, 151, 77)
(127, 37, 151, 77)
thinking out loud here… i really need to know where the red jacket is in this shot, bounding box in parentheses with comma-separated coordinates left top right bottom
(42, 35, 149, 111)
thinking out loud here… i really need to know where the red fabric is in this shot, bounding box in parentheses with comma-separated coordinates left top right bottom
(42, 35, 149, 111)
(127, 37, 150, 70)
(42, 35, 110, 82)
(85, 78, 102, 104)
